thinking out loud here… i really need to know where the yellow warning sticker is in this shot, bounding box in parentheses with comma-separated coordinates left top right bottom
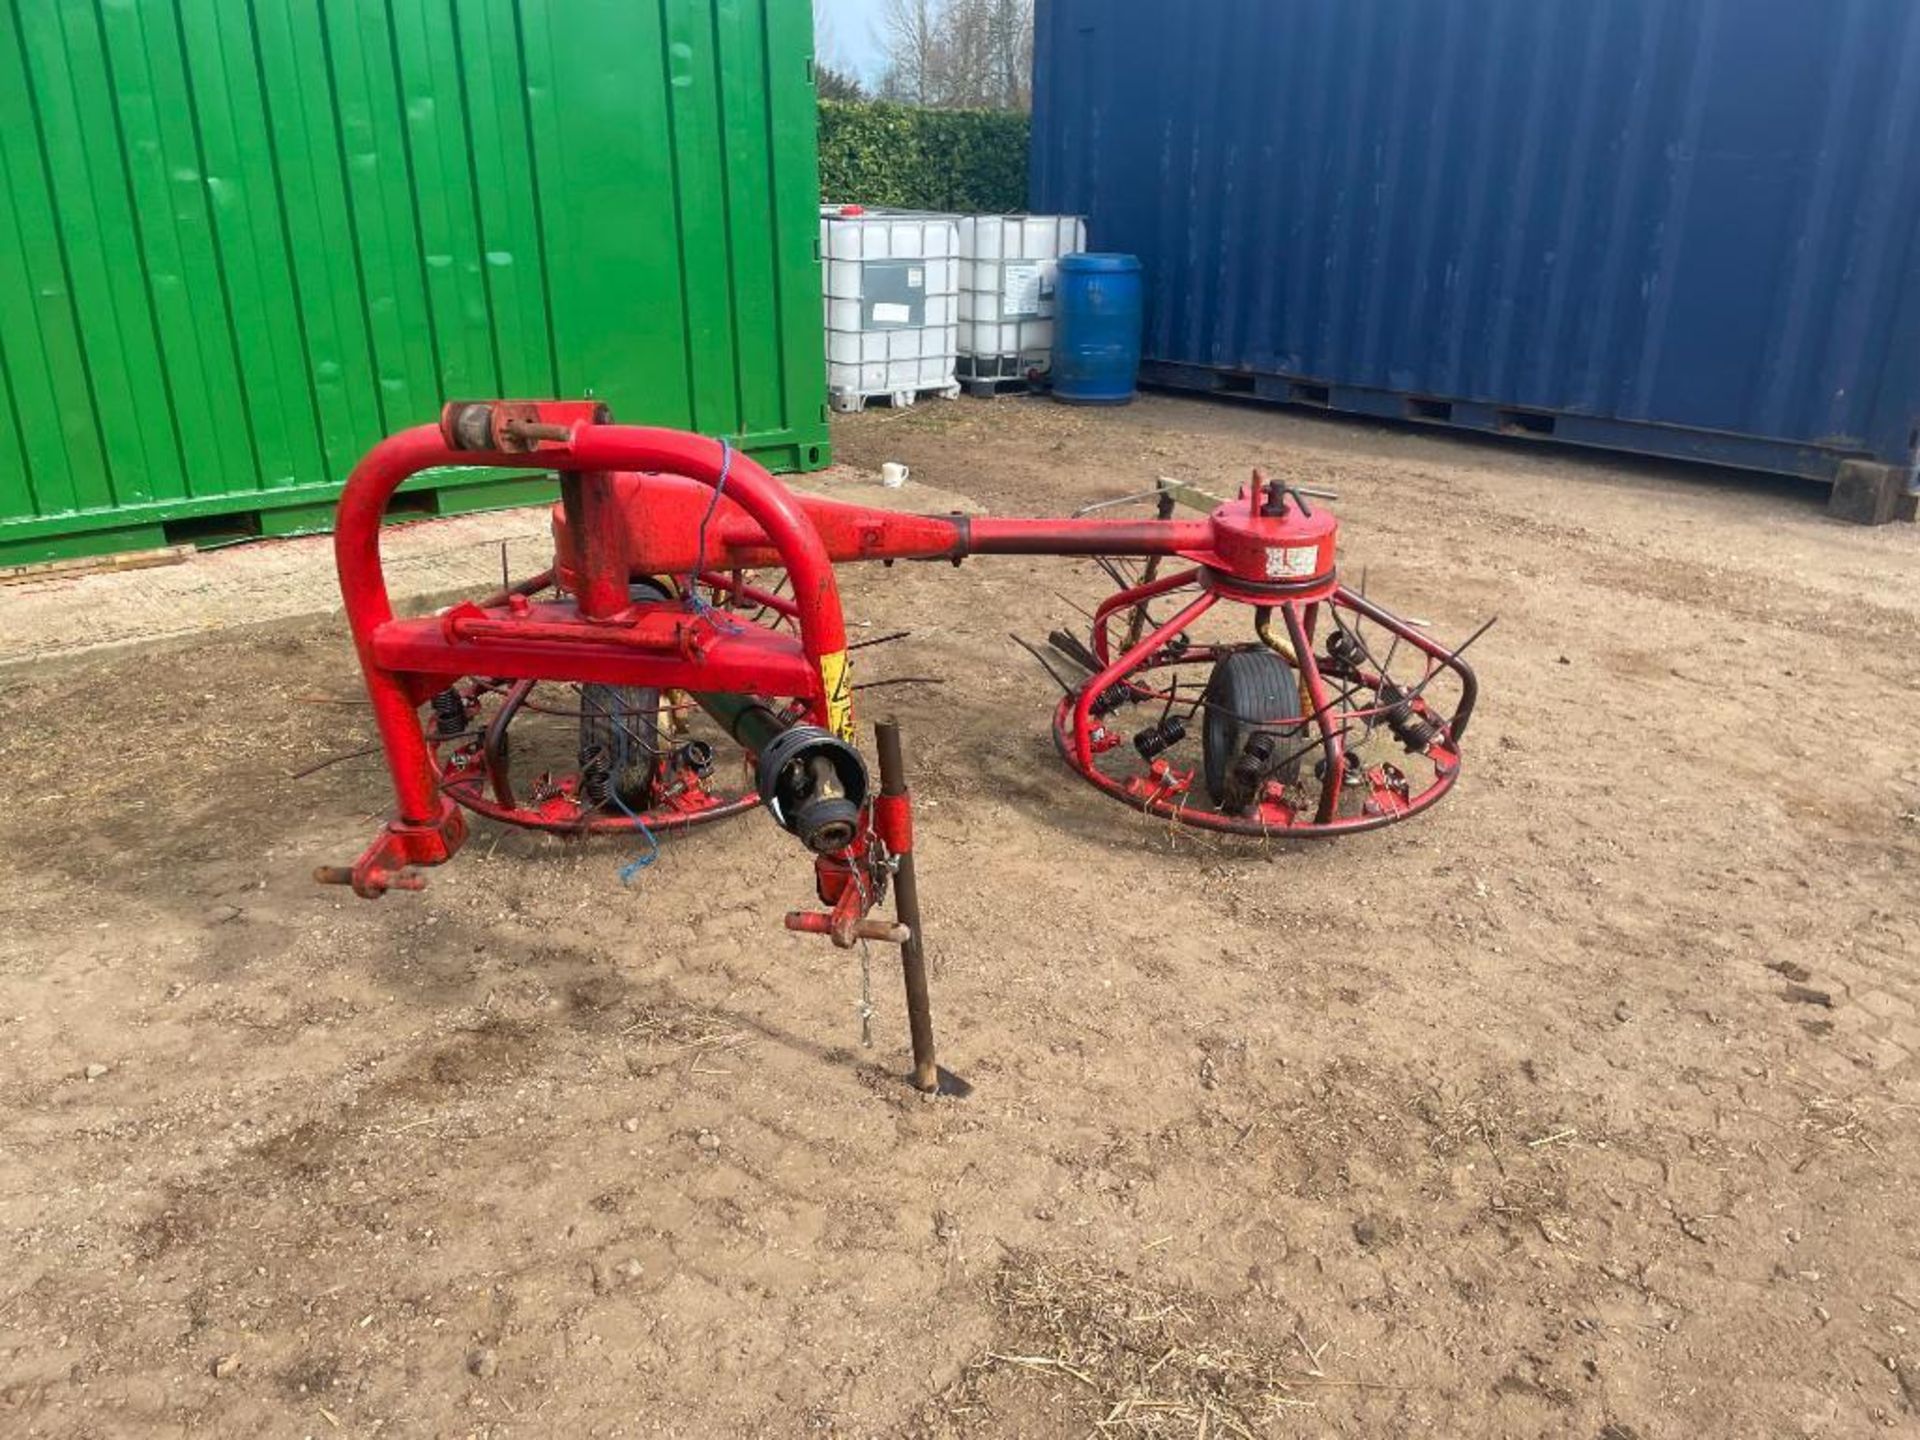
(820, 649, 855, 740)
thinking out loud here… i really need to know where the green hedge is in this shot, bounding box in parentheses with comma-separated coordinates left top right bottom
(817, 100, 1028, 212)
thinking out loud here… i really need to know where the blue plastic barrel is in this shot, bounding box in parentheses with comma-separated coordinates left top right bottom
(1053, 253, 1143, 405)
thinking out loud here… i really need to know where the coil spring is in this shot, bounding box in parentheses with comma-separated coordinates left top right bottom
(1088, 679, 1143, 719)
(1133, 714, 1187, 761)
(1376, 677, 1442, 751)
(579, 745, 613, 808)
(430, 688, 466, 738)
(1222, 733, 1278, 815)
(1324, 628, 1368, 677)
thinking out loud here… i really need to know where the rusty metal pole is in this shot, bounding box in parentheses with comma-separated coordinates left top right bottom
(1122, 486, 1180, 652)
(559, 471, 629, 620)
(874, 717, 939, 1093)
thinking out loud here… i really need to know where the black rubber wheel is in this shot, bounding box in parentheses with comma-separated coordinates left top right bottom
(579, 580, 670, 807)
(1201, 648, 1304, 810)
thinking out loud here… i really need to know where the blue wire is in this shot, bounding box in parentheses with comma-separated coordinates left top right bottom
(590, 437, 738, 888)
(682, 438, 745, 633)
(590, 686, 660, 884)
(686, 438, 733, 609)
(605, 434, 744, 885)
(604, 783, 660, 884)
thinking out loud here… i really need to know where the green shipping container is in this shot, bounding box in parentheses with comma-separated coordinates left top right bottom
(0, 0, 829, 567)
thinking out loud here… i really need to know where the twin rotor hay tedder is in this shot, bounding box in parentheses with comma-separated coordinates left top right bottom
(320, 400, 1483, 1091)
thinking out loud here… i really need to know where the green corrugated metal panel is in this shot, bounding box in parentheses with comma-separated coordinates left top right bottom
(0, 0, 829, 566)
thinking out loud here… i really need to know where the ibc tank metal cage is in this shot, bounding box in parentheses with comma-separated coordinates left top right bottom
(820, 207, 962, 413)
(956, 214, 1087, 394)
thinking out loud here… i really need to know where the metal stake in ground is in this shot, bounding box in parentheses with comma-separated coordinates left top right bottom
(873, 716, 945, 1094)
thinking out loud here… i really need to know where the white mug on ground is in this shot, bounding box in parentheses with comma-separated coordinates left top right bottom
(881, 461, 909, 488)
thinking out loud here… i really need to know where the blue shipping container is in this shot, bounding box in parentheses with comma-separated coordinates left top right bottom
(1030, 0, 1920, 502)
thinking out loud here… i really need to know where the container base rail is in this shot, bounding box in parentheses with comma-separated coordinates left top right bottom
(1139, 361, 1918, 526)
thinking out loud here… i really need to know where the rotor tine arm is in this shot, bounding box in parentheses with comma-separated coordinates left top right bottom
(483, 678, 536, 808)
(1010, 633, 1077, 695)
(1072, 590, 1218, 769)
(1282, 601, 1348, 823)
(1336, 586, 1490, 740)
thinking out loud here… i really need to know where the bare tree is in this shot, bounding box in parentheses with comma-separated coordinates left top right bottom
(986, 0, 1033, 110)
(879, 0, 944, 106)
(944, 0, 993, 108)
(877, 0, 1031, 110)
(813, 1, 868, 99)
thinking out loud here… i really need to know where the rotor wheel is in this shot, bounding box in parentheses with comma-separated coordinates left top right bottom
(579, 580, 671, 807)
(1202, 648, 1305, 810)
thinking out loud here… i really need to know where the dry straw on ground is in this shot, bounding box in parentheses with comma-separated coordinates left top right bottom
(932, 1251, 1339, 1437)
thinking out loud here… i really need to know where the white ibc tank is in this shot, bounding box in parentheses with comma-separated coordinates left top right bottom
(957, 214, 1087, 385)
(820, 206, 960, 413)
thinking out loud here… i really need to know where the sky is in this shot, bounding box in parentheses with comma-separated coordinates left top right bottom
(815, 0, 888, 84)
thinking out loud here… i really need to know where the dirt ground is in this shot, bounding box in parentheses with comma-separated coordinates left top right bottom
(1, 392, 1916, 1439)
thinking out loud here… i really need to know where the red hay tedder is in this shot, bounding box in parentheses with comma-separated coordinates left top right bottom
(320, 400, 1483, 1092)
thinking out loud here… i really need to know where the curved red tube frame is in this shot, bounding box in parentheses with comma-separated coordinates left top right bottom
(441, 770, 763, 836)
(333, 422, 850, 875)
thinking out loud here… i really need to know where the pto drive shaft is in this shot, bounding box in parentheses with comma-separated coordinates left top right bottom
(692, 692, 869, 854)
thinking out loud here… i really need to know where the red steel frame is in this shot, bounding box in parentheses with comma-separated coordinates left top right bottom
(328, 401, 1477, 891)
(330, 401, 1474, 898)
(322, 402, 1480, 1091)
(330, 404, 851, 896)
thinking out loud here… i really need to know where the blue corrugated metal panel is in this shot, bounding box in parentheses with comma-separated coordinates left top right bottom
(1030, 0, 1920, 482)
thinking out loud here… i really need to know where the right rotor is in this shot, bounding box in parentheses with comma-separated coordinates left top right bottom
(1046, 472, 1483, 837)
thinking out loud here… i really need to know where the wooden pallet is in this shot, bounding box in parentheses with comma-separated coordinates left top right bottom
(0, 544, 193, 587)
(960, 374, 1040, 399)
(828, 382, 963, 415)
